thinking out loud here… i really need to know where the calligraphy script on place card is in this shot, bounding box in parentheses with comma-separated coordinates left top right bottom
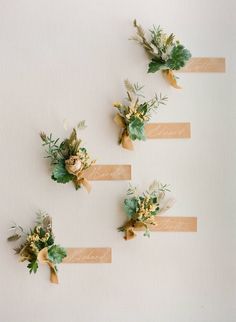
(145, 123, 191, 139)
(83, 165, 131, 180)
(63, 248, 112, 263)
(180, 57, 225, 73)
(135, 217, 197, 232)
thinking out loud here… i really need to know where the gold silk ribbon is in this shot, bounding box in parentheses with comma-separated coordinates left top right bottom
(114, 114, 134, 150)
(37, 247, 59, 284)
(74, 175, 92, 193)
(114, 113, 125, 128)
(122, 220, 147, 240)
(162, 69, 181, 89)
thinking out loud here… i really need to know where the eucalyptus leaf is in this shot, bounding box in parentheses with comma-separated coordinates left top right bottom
(48, 245, 67, 264)
(148, 59, 165, 73)
(166, 44, 191, 70)
(124, 198, 139, 219)
(51, 161, 74, 184)
(128, 118, 146, 141)
(7, 234, 21, 242)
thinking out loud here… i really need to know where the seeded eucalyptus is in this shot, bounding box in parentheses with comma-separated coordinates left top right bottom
(132, 20, 191, 88)
(118, 181, 173, 240)
(40, 121, 95, 192)
(113, 80, 167, 150)
(7, 212, 66, 283)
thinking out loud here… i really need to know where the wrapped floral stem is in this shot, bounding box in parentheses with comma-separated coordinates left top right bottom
(7, 212, 67, 284)
(40, 121, 95, 192)
(118, 181, 172, 240)
(113, 80, 167, 150)
(132, 20, 191, 88)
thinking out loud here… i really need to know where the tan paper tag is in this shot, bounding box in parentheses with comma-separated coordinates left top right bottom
(83, 165, 131, 180)
(63, 248, 112, 263)
(145, 123, 191, 139)
(135, 217, 197, 232)
(180, 57, 225, 72)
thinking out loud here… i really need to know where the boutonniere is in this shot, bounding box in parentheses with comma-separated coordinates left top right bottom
(118, 181, 173, 240)
(113, 80, 167, 150)
(132, 20, 191, 88)
(40, 121, 95, 192)
(7, 212, 66, 284)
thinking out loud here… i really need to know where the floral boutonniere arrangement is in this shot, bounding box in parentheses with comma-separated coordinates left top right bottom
(113, 80, 167, 150)
(40, 121, 95, 192)
(132, 20, 191, 88)
(7, 212, 67, 284)
(118, 181, 173, 240)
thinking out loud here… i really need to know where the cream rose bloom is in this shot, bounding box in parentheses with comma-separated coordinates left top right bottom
(65, 156, 82, 175)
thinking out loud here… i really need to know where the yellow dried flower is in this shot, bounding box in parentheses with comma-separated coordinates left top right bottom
(113, 102, 122, 108)
(149, 204, 157, 212)
(41, 232, 50, 242)
(30, 242, 39, 254)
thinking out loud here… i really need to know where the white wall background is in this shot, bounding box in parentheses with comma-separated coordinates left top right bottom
(0, 0, 235, 321)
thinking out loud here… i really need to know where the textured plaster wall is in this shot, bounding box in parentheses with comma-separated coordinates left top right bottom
(0, 0, 235, 321)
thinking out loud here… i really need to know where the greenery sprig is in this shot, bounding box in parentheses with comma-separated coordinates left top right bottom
(118, 181, 172, 240)
(40, 122, 95, 191)
(132, 20, 191, 88)
(113, 80, 167, 150)
(7, 212, 66, 283)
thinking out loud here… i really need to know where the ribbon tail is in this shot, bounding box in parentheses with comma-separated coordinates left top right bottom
(114, 113, 125, 128)
(114, 114, 134, 150)
(163, 70, 182, 89)
(122, 220, 137, 240)
(124, 226, 136, 240)
(125, 221, 151, 239)
(73, 174, 92, 193)
(48, 263, 59, 284)
(121, 132, 134, 151)
(80, 177, 92, 193)
(38, 247, 59, 284)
